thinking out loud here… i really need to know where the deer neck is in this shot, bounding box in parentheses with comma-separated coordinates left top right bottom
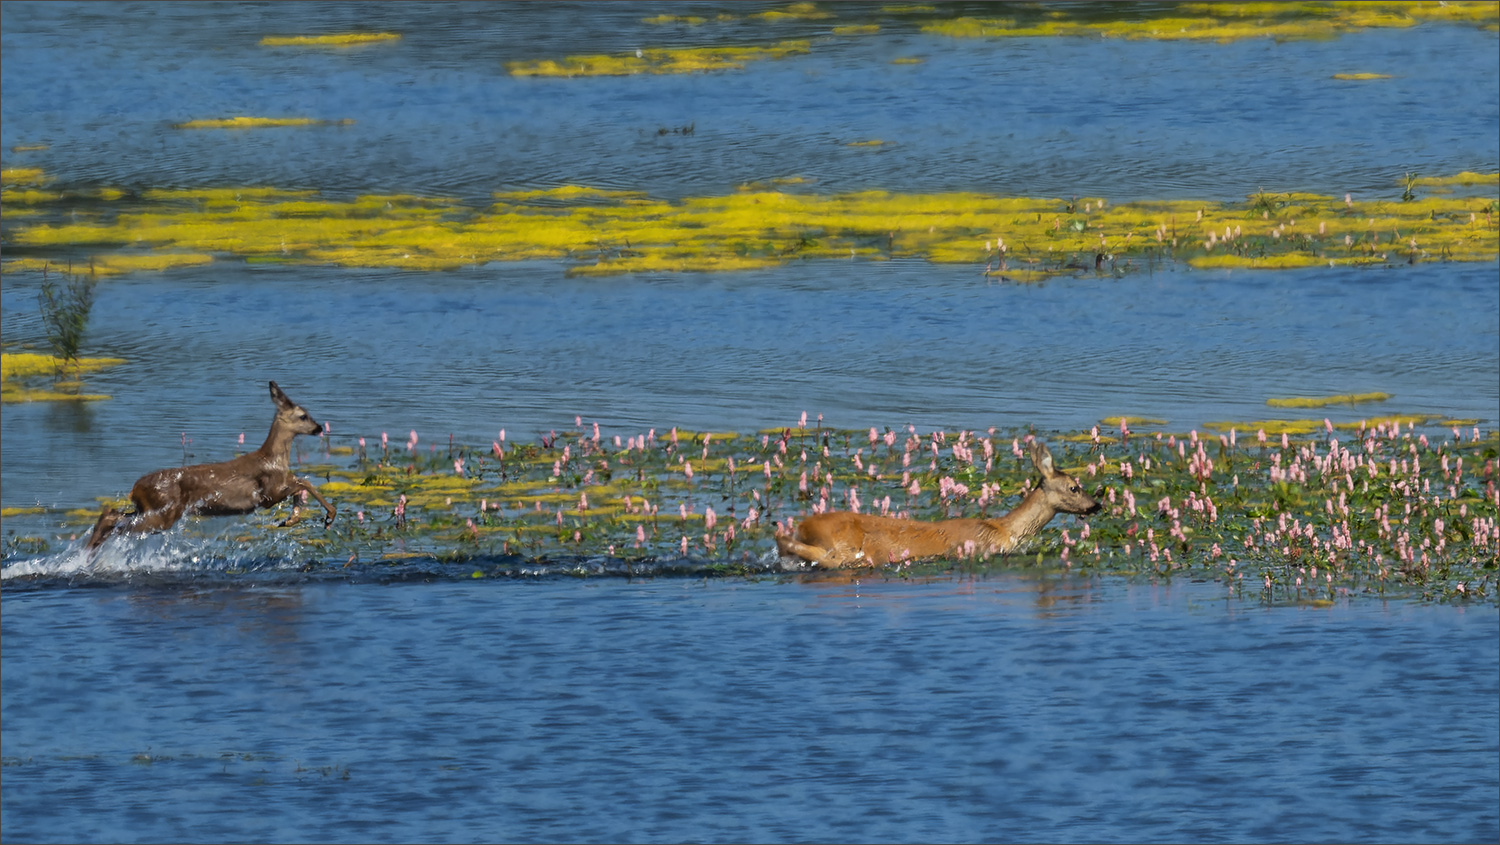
(256, 421, 295, 468)
(985, 488, 1057, 552)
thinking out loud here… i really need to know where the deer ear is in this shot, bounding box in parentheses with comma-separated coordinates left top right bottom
(269, 381, 290, 407)
(1029, 440, 1055, 475)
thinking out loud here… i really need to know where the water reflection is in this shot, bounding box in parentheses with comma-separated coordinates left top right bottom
(122, 586, 309, 650)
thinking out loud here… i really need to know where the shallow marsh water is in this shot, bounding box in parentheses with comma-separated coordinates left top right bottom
(2, 2, 1498, 842)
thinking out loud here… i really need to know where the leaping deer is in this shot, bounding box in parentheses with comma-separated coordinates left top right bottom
(776, 440, 1099, 568)
(86, 381, 336, 552)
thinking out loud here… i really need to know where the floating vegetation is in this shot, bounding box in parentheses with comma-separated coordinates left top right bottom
(18, 414, 1495, 603)
(1409, 171, 1499, 187)
(0, 351, 124, 402)
(507, 41, 811, 77)
(923, 1, 1499, 43)
(642, 14, 709, 26)
(4, 171, 1495, 278)
(173, 117, 354, 130)
(91, 253, 215, 275)
(1268, 393, 1392, 408)
(1, 168, 46, 186)
(259, 32, 401, 47)
(9, 144, 49, 153)
(546, 1, 1495, 81)
(749, 3, 832, 22)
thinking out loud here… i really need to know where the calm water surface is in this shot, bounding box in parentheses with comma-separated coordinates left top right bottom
(3, 3, 1498, 842)
(4, 576, 1498, 844)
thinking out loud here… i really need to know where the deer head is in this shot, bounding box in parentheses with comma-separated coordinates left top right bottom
(1030, 440, 1101, 516)
(269, 380, 324, 437)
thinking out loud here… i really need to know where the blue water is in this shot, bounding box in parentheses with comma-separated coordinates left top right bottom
(4, 576, 1497, 844)
(3, 3, 1498, 842)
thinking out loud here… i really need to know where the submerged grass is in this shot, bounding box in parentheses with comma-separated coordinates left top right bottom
(31, 414, 1494, 603)
(5, 172, 1496, 280)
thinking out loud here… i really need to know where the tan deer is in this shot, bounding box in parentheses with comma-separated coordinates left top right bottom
(776, 440, 1099, 568)
(86, 381, 336, 552)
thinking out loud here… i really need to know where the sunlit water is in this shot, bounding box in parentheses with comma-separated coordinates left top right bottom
(2, 3, 1498, 842)
(3, 576, 1497, 844)
(3, 260, 1496, 538)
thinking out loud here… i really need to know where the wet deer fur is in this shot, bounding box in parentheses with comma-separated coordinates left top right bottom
(776, 440, 1100, 568)
(86, 381, 336, 552)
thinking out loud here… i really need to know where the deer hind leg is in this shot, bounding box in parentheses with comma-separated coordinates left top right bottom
(89, 501, 187, 551)
(86, 507, 126, 551)
(131, 502, 187, 534)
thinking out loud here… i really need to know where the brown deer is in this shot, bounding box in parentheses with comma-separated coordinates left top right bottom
(86, 381, 336, 552)
(776, 440, 1099, 568)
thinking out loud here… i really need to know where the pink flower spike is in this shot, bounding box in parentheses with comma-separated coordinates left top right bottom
(238, 433, 245, 445)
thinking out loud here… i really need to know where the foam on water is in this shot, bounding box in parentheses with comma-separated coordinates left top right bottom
(0, 525, 312, 584)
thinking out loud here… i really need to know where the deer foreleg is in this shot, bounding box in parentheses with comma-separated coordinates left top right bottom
(301, 478, 336, 527)
(775, 533, 865, 569)
(283, 478, 336, 528)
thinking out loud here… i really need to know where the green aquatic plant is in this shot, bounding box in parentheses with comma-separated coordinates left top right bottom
(1, 167, 47, 186)
(6, 170, 1496, 279)
(35, 411, 1493, 604)
(173, 117, 355, 130)
(507, 41, 811, 77)
(1268, 392, 1392, 408)
(259, 32, 401, 47)
(923, 1, 1498, 43)
(0, 351, 123, 402)
(37, 266, 98, 390)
